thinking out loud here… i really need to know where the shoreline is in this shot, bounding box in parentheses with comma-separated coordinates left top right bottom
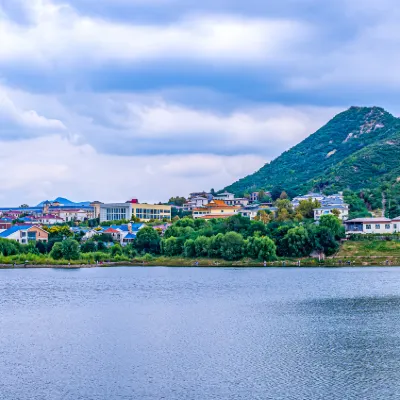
(1, 256, 400, 269)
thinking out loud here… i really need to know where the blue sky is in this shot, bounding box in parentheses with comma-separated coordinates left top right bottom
(0, 0, 399, 205)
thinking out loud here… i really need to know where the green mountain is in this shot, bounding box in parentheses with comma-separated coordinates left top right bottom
(226, 106, 400, 199)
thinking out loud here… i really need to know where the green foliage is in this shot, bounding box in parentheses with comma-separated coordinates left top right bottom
(319, 214, 344, 239)
(225, 107, 400, 201)
(221, 232, 244, 261)
(246, 236, 277, 260)
(50, 242, 63, 260)
(183, 239, 196, 257)
(61, 239, 81, 260)
(111, 243, 123, 257)
(81, 240, 97, 253)
(194, 236, 211, 257)
(297, 199, 321, 219)
(135, 226, 161, 254)
(280, 226, 312, 257)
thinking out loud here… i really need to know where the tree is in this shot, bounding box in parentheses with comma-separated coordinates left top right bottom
(168, 196, 187, 207)
(208, 233, 224, 258)
(50, 242, 63, 260)
(81, 241, 97, 253)
(221, 232, 244, 260)
(35, 240, 47, 254)
(254, 210, 271, 224)
(135, 226, 161, 254)
(271, 186, 284, 201)
(280, 191, 288, 200)
(161, 237, 182, 256)
(172, 216, 180, 222)
(313, 226, 339, 256)
(194, 236, 210, 257)
(276, 208, 290, 222)
(280, 226, 312, 257)
(319, 214, 344, 239)
(61, 239, 80, 260)
(331, 209, 340, 218)
(245, 236, 276, 260)
(183, 239, 196, 257)
(111, 243, 123, 257)
(297, 199, 321, 219)
(258, 236, 277, 261)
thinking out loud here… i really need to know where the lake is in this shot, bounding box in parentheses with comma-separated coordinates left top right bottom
(1, 267, 400, 399)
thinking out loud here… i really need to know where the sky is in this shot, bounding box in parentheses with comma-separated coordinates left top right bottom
(1, 0, 399, 205)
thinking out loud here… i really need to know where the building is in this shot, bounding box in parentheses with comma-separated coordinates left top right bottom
(344, 218, 395, 234)
(314, 205, 349, 221)
(238, 205, 260, 220)
(183, 196, 209, 212)
(0, 225, 48, 244)
(100, 200, 171, 222)
(193, 200, 240, 219)
(213, 192, 249, 207)
(33, 214, 65, 225)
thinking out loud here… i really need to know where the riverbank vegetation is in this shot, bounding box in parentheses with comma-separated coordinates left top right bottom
(0, 213, 346, 265)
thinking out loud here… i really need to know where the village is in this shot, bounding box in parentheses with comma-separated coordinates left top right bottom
(0, 190, 389, 247)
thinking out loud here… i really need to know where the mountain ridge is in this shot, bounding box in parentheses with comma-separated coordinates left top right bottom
(225, 106, 400, 198)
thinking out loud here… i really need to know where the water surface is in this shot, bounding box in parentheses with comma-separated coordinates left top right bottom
(1, 267, 400, 399)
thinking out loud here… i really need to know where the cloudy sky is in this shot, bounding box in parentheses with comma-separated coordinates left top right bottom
(0, 0, 399, 205)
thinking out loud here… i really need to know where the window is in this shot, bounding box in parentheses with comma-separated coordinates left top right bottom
(375, 224, 380, 229)
(385, 224, 391, 229)
(366, 225, 371, 229)
(394, 224, 397, 229)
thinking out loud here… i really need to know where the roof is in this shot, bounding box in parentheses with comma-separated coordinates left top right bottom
(0, 225, 43, 238)
(345, 218, 392, 223)
(103, 228, 120, 234)
(199, 214, 234, 219)
(123, 233, 137, 239)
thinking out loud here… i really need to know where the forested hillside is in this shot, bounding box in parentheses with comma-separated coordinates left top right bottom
(225, 106, 400, 216)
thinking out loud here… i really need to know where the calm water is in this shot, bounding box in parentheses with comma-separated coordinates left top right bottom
(1, 267, 400, 399)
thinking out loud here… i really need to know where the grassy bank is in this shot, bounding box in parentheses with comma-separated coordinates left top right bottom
(2, 241, 400, 268)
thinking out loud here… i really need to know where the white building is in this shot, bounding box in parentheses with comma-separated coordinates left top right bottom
(214, 192, 249, 207)
(344, 218, 399, 234)
(183, 196, 209, 212)
(314, 205, 349, 221)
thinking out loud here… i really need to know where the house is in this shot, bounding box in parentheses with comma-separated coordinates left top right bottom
(193, 200, 240, 219)
(344, 218, 394, 234)
(0, 219, 12, 230)
(0, 225, 48, 243)
(314, 205, 349, 221)
(34, 214, 65, 225)
(213, 192, 249, 207)
(183, 196, 209, 212)
(238, 205, 260, 220)
(100, 200, 172, 222)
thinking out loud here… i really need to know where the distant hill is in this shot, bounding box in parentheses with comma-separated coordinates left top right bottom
(36, 197, 92, 207)
(225, 106, 400, 197)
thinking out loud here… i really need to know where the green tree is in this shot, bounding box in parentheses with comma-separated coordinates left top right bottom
(61, 239, 80, 260)
(168, 196, 187, 207)
(194, 236, 210, 257)
(280, 226, 312, 257)
(183, 239, 196, 257)
(111, 243, 123, 257)
(135, 226, 161, 254)
(50, 242, 63, 260)
(81, 240, 97, 253)
(297, 199, 321, 219)
(319, 214, 344, 239)
(161, 236, 182, 256)
(208, 233, 224, 258)
(221, 232, 244, 260)
(313, 226, 339, 256)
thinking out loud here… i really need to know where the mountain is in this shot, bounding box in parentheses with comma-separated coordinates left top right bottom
(36, 197, 92, 207)
(225, 106, 400, 197)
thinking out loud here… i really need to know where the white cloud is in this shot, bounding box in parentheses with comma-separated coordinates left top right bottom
(0, 0, 309, 67)
(0, 135, 265, 205)
(0, 88, 66, 137)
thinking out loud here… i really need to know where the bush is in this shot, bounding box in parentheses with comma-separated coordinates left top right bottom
(221, 232, 244, 261)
